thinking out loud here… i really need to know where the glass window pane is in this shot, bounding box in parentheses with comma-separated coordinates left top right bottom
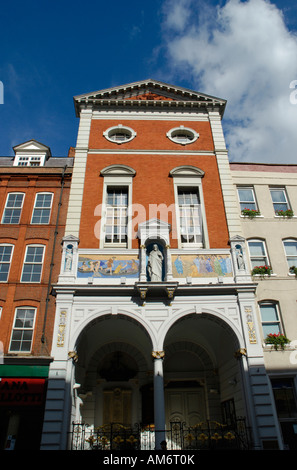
(249, 241, 265, 256)
(238, 188, 257, 211)
(271, 190, 286, 203)
(3, 194, 24, 224)
(105, 188, 128, 244)
(260, 304, 279, 322)
(284, 241, 297, 256)
(178, 188, 201, 244)
(238, 189, 254, 202)
(262, 323, 281, 336)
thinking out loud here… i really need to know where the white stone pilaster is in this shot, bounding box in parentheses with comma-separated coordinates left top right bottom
(65, 107, 92, 237)
(208, 109, 243, 238)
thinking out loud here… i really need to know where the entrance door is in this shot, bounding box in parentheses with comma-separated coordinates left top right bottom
(165, 386, 206, 427)
(103, 388, 132, 425)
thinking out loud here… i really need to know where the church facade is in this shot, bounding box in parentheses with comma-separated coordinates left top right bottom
(40, 79, 283, 450)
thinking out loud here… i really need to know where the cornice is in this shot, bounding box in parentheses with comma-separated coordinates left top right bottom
(73, 79, 226, 118)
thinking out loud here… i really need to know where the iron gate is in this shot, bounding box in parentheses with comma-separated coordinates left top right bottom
(69, 418, 252, 450)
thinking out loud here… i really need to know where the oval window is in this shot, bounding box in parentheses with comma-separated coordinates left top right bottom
(167, 126, 199, 145)
(103, 125, 136, 144)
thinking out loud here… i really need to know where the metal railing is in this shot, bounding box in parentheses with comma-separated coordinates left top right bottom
(69, 418, 252, 450)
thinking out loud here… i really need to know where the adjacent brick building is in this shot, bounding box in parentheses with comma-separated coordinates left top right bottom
(0, 140, 73, 449)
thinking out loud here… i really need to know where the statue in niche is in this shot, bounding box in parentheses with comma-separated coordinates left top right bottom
(235, 245, 245, 270)
(147, 244, 163, 281)
(65, 244, 73, 271)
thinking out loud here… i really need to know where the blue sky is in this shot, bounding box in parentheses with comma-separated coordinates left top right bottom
(0, 0, 297, 163)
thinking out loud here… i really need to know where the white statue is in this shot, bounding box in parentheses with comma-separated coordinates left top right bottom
(65, 245, 73, 271)
(236, 246, 245, 270)
(147, 244, 163, 281)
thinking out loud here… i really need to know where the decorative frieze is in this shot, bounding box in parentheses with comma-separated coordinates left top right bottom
(57, 310, 67, 347)
(245, 306, 257, 344)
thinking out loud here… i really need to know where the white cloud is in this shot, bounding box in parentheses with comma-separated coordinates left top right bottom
(161, 0, 297, 163)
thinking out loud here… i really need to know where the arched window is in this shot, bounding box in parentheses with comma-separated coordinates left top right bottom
(258, 301, 282, 337)
(170, 166, 208, 248)
(283, 239, 297, 272)
(100, 165, 136, 248)
(247, 239, 270, 269)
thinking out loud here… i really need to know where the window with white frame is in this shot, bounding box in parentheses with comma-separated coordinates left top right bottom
(21, 245, 45, 282)
(9, 307, 36, 352)
(104, 187, 128, 245)
(259, 302, 282, 337)
(0, 244, 14, 282)
(283, 239, 297, 270)
(170, 166, 207, 248)
(270, 187, 290, 214)
(166, 126, 199, 145)
(237, 187, 258, 212)
(31, 193, 53, 224)
(178, 187, 202, 245)
(248, 239, 270, 268)
(100, 165, 135, 249)
(14, 155, 44, 167)
(103, 125, 136, 144)
(2, 193, 24, 224)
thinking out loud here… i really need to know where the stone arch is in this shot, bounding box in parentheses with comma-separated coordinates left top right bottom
(87, 342, 149, 378)
(158, 307, 244, 352)
(165, 340, 214, 372)
(70, 309, 157, 352)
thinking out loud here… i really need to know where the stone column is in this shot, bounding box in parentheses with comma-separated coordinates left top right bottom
(140, 244, 147, 282)
(152, 351, 166, 449)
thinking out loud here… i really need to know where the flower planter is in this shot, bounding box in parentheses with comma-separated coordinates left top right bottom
(275, 209, 294, 218)
(265, 333, 290, 350)
(241, 208, 261, 218)
(251, 266, 272, 276)
(289, 266, 297, 276)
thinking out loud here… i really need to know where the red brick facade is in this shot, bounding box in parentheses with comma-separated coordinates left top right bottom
(79, 119, 229, 249)
(0, 162, 72, 355)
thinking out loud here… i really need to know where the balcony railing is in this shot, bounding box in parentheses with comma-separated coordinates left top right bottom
(69, 419, 252, 451)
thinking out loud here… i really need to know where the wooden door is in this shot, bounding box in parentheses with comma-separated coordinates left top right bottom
(165, 387, 206, 427)
(103, 388, 132, 425)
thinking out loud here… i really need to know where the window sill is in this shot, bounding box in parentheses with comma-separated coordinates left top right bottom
(103, 243, 128, 248)
(252, 273, 276, 277)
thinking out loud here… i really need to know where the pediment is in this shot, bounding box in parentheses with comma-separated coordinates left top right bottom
(138, 218, 171, 230)
(62, 234, 80, 244)
(137, 218, 171, 246)
(100, 164, 136, 177)
(126, 92, 174, 101)
(13, 139, 51, 156)
(169, 166, 205, 177)
(74, 79, 226, 116)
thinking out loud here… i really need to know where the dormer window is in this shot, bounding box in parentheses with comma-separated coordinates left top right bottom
(13, 139, 51, 167)
(16, 156, 43, 167)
